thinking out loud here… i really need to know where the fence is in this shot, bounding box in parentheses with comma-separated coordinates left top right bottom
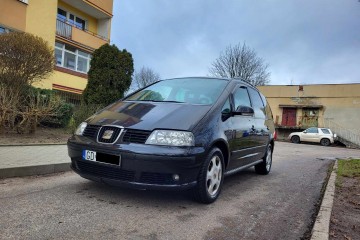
(53, 90, 82, 106)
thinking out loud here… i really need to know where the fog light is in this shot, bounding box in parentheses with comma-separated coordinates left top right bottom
(173, 174, 180, 181)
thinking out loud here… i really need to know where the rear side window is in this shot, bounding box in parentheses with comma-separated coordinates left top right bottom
(248, 88, 266, 118)
(307, 127, 318, 133)
(321, 128, 331, 134)
(233, 87, 251, 111)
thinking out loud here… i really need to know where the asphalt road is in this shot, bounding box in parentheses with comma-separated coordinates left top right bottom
(1, 142, 360, 240)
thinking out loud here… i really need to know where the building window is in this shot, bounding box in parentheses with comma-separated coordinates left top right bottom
(55, 42, 91, 73)
(57, 8, 87, 30)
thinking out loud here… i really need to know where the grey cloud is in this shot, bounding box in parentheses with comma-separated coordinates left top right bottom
(112, 0, 360, 84)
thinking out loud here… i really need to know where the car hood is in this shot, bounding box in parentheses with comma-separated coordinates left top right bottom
(86, 101, 212, 131)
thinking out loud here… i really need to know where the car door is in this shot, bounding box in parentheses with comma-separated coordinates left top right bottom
(247, 87, 270, 155)
(302, 127, 319, 142)
(227, 85, 257, 170)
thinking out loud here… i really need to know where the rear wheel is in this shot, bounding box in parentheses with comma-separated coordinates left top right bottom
(255, 145, 272, 175)
(193, 147, 224, 204)
(320, 138, 331, 146)
(291, 135, 300, 144)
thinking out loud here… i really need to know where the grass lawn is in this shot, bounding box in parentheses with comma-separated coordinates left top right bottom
(336, 159, 360, 186)
(330, 158, 360, 240)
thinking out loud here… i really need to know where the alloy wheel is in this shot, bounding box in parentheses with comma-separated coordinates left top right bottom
(206, 155, 222, 197)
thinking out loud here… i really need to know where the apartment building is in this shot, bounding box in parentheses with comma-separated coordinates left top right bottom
(0, 0, 113, 103)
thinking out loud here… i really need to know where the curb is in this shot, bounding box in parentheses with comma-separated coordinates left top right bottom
(0, 162, 71, 179)
(0, 143, 67, 147)
(310, 160, 337, 240)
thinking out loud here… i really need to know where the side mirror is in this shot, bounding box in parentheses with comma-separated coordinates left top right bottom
(234, 105, 254, 116)
(303, 130, 307, 133)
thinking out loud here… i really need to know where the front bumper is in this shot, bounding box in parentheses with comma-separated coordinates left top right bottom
(68, 136, 205, 190)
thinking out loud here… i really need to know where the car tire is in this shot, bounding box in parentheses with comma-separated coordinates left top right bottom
(291, 135, 300, 144)
(320, 138, 331, 146)
(193, 147, 224, 204)
(255, 145, 273, 175)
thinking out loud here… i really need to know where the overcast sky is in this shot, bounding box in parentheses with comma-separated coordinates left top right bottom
(111, 0, 360, 85)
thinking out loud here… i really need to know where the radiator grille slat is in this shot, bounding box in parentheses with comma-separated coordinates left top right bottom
(83, 125, 151, 144)
(123, 129, 151, 144)
(83, 125, 100, 138)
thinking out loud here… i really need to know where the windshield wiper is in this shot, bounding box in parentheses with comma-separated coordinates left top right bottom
(125, 99, 184, 103)
(145, 100, 185, 103)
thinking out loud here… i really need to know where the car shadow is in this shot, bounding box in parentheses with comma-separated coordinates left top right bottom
(70, 167, 264, 206)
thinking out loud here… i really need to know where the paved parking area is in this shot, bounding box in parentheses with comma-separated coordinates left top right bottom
(1, 142, 360, 240)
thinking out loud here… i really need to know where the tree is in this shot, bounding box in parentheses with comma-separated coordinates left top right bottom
(132, 66, 160, 90)
(209, 43, 270, 86)
(0, 32, 54, 92)
(83, 44, 134, 105)
(0, 32, 58, 134)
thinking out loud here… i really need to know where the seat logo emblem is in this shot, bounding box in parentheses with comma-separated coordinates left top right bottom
(102, 130, 114, 140)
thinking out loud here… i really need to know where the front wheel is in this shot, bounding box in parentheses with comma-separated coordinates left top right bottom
(255, 145, 273, 175)
(291, 135, 300, 144)
(193, 147, 224, 204)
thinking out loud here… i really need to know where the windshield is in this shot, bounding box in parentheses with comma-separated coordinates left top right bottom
(125, 78, 228, 105)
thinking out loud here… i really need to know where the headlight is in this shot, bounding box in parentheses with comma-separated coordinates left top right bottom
(145, 130, 195, 146)
(75, 122, 87, 135)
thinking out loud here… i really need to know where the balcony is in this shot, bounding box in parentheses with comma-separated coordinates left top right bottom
(84, 0, 113, 16)
(56, 19, 109, 50)
(61, 0, 113, 18)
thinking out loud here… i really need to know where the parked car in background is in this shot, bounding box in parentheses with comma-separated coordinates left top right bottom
(289, 127, 336, 146)
(68, 77, 276, 204)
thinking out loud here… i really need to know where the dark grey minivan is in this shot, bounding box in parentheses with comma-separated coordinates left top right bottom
(68, 77, 276, 203)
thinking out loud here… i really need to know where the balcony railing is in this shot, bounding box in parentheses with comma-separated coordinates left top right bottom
(56, 19, 72, 39)
(56, 19, 109, 43)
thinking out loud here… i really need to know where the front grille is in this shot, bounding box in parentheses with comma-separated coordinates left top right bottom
(97, 126, 123, 143)
(140, 172, 174, 185)
(123, 129, 151, 144)
(76, 160, 135, 181)
(83, 125, 101, 139)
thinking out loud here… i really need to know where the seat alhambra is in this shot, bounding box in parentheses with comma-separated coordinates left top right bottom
(68, 77, 276, 203)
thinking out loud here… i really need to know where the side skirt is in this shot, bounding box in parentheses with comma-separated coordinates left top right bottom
(224, 159, 263, 177)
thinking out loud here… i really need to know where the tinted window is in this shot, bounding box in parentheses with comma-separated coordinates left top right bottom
(233, 87, 251, 111)
(126, 78, 228, 105)
(306, 127, 318, 133)
(248, 87, 266, 118)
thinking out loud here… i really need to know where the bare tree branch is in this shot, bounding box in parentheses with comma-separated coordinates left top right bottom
(209, 43, 270, 86)
(132, 66, 160, 90)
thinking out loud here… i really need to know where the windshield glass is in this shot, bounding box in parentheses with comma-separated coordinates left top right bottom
(125, 78, 228, 105)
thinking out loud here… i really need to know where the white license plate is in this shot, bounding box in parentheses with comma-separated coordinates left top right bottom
(82, 150, 96, 161)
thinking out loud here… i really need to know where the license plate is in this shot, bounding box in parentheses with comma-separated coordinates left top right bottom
(82, 150, 96, 161)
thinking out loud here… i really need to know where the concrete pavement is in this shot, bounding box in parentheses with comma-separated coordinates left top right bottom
(0, 145, 70, 178)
